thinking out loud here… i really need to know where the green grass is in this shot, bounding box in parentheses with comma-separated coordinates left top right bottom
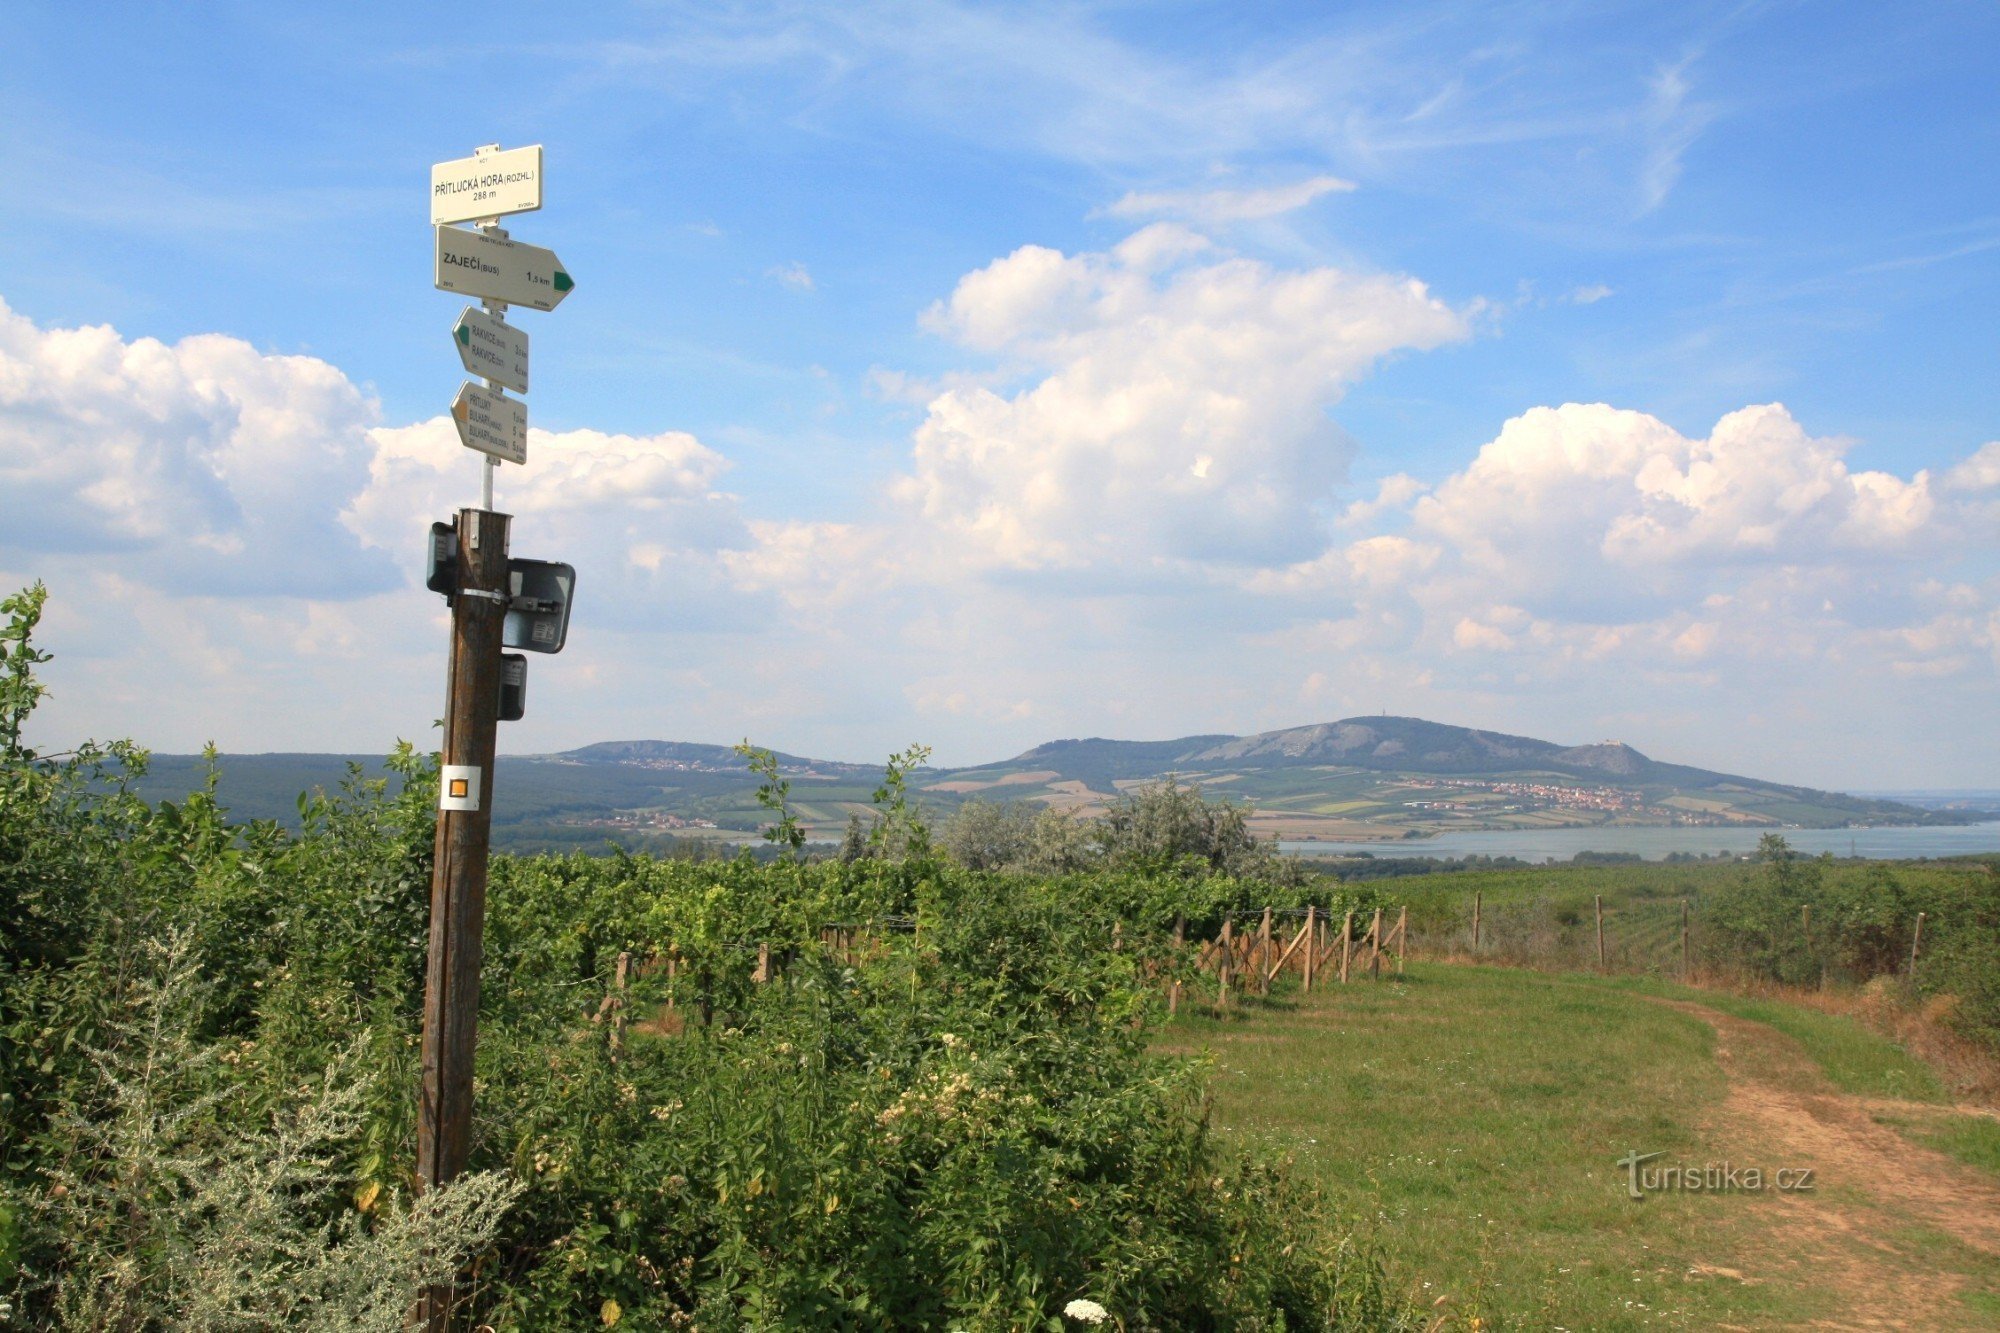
(1871, 1112, 2000, 1178)
(1162, 964, 1821, 1330)
(1592, 975, 1949, 1102)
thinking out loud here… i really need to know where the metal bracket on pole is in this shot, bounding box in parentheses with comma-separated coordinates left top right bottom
(475, 272, 510, 513)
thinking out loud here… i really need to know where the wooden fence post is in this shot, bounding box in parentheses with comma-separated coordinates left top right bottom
(1368, 907, 1383, 981)
(612, 951, 630, 1052)
(1472, 891, 1481, 952)
(1340, 911, 1353, 984)
(754, 941, 771, 985)
(1594, 895, 1605, 971)
(1257, 907, 1273, 995)
(1303, 905, 1317, 993)
(1908, 911, 1926, 982)
(1395, 906, 1406, 975)
(1681, 899, 1691, 982)
(1218, 917, 1234, 1012)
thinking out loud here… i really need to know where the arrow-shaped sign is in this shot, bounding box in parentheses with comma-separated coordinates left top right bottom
(435, 227, 575, 312)
(452, 306, 530, 393)
(451, 381, 527, 464)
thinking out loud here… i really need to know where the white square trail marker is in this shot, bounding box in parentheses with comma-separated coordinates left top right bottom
(439, 764, 481, 812)
(431, 144, 542, 225)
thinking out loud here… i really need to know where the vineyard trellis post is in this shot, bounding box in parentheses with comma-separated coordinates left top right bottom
(1681, 899, 1691, 981)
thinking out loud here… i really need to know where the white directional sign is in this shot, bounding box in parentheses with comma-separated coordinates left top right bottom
(435, 227, 575, 312)
(431, 144, 543, 226)
(453, 306, 530, 393)
(451, 381, 527, 465)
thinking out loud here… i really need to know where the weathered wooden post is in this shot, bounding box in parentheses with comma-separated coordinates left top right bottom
(1395, 905, 1407, 975)
(1908, 911, 1926, 981)
(1681, 899, 1691, 981)
(1368, 907, 1383, 980)
(1303, 905, 1316, 993)
(1339, 910, 1353, 984)
(1473, 891, 1482, 952)
(1218, 917, 1234, 1012)
(1594, 895, 1606, 971)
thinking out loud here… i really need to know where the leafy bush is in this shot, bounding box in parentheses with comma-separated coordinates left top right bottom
(0, 587, 1411, 1330)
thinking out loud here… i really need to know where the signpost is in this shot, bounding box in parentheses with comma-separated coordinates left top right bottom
(417, 141, 575, 1331)
(453, 305, 530, 392)
(435, 226, 574, 311)
(450, 381, 528, 465)
(431, 143, 543, 226)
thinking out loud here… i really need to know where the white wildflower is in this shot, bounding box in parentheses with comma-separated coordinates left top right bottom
(1063, 1297, 1110, 1324)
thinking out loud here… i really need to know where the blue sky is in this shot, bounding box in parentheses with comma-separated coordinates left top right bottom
(5, 1, 2000, 787)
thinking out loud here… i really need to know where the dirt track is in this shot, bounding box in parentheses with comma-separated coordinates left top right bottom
(1658, 1000, 2000, 1330)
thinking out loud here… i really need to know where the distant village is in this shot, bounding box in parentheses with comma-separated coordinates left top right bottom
(1397, 777, 1736, 825)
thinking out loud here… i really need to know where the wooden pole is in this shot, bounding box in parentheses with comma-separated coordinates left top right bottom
(416, 506, 509, 1329)
(1218, 917, 1234, 1011)
(611, 950, 630, 1053)
(1473, 891, 1482, 952)
(1257, 907, 1273, 995)
(1908, 911, 1926, 981)
(1368, 907, 1383, 981)
(1267, 918, 1312, 984)
(1594, 894, 1605, 971)
(1395, 905, 1407, 975)
(754, 940, 771, 984)
(1681, 899, 1690, 982)
(1303, 905, 1316, 993)
(1339, 911, 1353, 984)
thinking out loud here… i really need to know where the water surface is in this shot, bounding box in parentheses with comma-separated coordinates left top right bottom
(1279, 822, 2000, 863)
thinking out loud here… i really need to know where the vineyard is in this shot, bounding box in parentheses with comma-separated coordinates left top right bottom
(0, 584, 1420, 1330)
(6, 583, 2000, 1329)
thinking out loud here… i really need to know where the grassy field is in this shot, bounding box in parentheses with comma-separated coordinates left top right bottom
(1163, 962, 2000, 1330)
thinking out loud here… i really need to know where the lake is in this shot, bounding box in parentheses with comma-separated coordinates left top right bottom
(1279, 822, 2000, 863)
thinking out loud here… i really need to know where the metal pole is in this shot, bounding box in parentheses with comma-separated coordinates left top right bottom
(416, 505, 509, 1329)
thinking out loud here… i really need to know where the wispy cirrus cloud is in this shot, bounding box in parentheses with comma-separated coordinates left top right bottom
(1101, 175, 1355, 224)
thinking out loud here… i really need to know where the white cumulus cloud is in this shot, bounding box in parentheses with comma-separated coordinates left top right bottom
(892, 226, 1470, 572)
(0, 298, 394, 596)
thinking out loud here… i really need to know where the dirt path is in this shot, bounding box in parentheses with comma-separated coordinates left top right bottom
(1656, 999, 2000, 1330)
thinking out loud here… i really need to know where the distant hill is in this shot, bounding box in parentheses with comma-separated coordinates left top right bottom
(1013, 716, 1778, 789)
(129, 715, 1980, 852)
